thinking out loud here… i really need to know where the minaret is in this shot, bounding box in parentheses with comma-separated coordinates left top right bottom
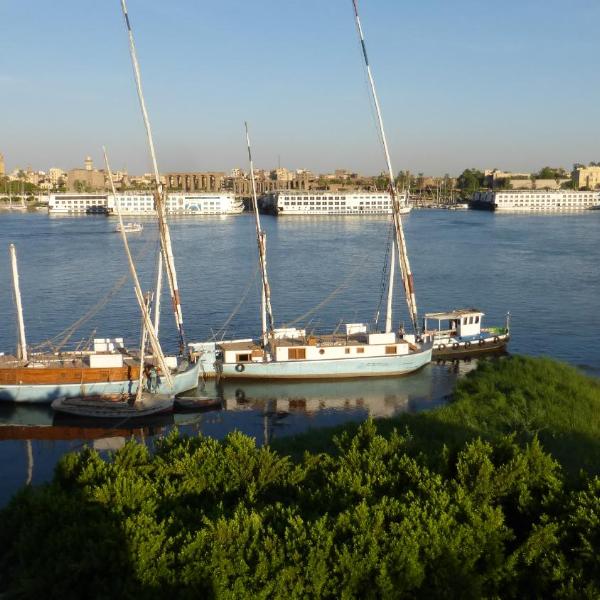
(0, 152, 5, 177)
(84, 156, 93, 171)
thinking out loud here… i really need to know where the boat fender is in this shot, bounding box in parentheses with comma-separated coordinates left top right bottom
(235, 363, 245, 373)
(478, 339, 485, 346)
(493, 336, 500, 343)
(464, 341, 472, 348)
(452, 342, 460, 349)
(438, 343, 446, 351)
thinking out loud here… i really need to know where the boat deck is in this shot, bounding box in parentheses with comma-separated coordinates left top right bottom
(220, 334, 409, 350)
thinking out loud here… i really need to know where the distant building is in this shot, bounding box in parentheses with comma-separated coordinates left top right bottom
(48, 168, 65, 186)
(66, 156, 105, 191)
(0, 152, 4, 177)
(484, 169, 530, 187)
(573, 165, 600, 189)
(271, 167, 294, 182)
(164, 172, 226, 192)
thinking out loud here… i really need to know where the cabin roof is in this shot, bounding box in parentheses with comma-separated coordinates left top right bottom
(424, 308, 484, 320)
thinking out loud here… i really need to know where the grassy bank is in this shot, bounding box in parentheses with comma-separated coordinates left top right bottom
(2, 356, 600, 598)
(274, 355, 600, 477)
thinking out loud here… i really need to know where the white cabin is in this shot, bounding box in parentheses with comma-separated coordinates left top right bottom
(424, 309, 484, 339)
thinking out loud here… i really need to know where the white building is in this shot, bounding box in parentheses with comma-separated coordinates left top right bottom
(472, 190, 600, 212)
(262, 190, 408, 215)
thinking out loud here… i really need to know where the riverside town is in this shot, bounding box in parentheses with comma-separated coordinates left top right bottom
(1, 1, 599, 597)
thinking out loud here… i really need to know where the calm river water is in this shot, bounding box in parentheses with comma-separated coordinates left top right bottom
(0, 209, 598, 503)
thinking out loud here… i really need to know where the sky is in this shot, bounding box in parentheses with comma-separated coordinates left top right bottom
(1, 0, 600, 176)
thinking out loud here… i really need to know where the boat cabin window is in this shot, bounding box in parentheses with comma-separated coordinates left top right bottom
(356, 347, 365, 354)
(345, 348, 351, 354)
(236, 353, 252, 363)
(475, 316, 480, 323)
(288, 348, 306, 360)
(385, 346, 397, 354)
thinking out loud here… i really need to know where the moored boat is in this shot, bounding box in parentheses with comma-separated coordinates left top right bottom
(0, 348, 201, 403)
(115, 222, 143, 233)
(424, 309, 510, 359)
(52, 391, 174, 419)
(192, 5, 431, 381)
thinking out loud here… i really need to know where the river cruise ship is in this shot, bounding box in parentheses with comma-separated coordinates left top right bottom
(261, 190, 410, 216)
(107, 192, 244, 215)
(48, 193, 243, 215)
(472, 190, 600, 212)
(48, 193, 109, 214)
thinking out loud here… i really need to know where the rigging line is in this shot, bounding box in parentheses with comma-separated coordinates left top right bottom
(212, 263, 260, 340)
(30, 232, 157, 352)
(352, 27, 387, 168)
(283, 258, 365, 328)
(373, 220, 395, 327)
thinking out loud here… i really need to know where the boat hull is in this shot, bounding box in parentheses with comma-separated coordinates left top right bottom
(51, 393, 174, 419)
(0, 360, 200, 404)
(433, 333, 509, 360)
(218, 348, 432, 380)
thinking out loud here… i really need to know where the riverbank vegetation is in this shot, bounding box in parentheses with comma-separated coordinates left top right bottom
(2, 356, 600, 598)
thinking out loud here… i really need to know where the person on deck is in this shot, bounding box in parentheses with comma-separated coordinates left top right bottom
(148, 366, 158, 393)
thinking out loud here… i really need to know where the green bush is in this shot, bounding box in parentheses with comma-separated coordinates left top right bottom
(2, 356, 600, 598)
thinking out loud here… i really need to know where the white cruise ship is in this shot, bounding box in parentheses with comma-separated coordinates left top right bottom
(49, 192, 244, 215)
(473, 190, 600, 212)
(261, 190, 410, 216)
(48, 193, 108, 214)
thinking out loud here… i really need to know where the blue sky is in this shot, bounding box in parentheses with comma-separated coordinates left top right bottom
(1, 0, 599, 176)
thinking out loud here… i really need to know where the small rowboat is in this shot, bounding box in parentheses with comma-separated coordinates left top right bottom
(174, 396, 222, 412)
(115, 222, 143, 233)
(51, 392, 173, 419)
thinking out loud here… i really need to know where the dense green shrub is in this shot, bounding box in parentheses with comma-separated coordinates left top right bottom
(2, 356, 600, 598)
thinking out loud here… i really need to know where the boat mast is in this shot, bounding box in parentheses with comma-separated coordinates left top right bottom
(153, 252, 162, 336)
(119, 0, 187, 355)
(9, 244, 27, 362)
(351, 0, 419, 334)
(385, 248, 395, 333)
(245, 122, 275, 350)
(135, 292, 151, 402)
(103, 148, 173, 389)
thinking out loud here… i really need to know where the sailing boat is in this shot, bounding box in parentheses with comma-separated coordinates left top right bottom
(51, 292, 174, 418)
(0, 0, 201, 403)
(51, 152, 176, 418)
(193, 4, 431, 379)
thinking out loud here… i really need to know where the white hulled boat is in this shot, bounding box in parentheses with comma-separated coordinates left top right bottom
(263, 190, 410, 216)
(192, 2, 430, 380)
(1, 0, 200, 404)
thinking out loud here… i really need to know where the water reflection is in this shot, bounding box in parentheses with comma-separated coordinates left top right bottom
(0, 359, 481, 503)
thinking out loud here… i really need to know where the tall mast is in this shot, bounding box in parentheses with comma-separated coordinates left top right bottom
(385, 247, 395, 333)
(104, 148, 173, 389)
(119, 0, 187, 355)
(135, 292, 151, 402)
(351, 0, 419, 333)
(9, 244, 27, 362)
(245, 122, 275, 349)
(153, 252, 162, 336)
